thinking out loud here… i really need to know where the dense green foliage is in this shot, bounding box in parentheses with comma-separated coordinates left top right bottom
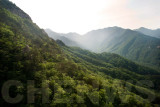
(0, 0, 160, 106)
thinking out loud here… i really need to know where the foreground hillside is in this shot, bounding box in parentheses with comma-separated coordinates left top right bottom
(0, 0, 160, 106)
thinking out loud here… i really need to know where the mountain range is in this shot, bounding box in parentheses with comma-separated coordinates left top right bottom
(45, 27, 160, 70)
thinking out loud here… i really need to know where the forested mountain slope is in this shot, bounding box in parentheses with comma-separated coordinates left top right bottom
(57, 40, 160, 105)
(58, 40, 160, 89)
(91, 28, 160, 69)
(0, 0, 160, 106)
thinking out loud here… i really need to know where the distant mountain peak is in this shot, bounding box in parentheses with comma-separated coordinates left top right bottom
(66, 32, 81, 36)
(138, 27, 148, 29)
(135, 27, 160, 38)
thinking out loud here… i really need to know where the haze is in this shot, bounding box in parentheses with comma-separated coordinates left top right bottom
(10, 0, 160, 34)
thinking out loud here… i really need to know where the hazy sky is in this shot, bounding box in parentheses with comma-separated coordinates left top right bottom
(10, 0, 160, 34)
